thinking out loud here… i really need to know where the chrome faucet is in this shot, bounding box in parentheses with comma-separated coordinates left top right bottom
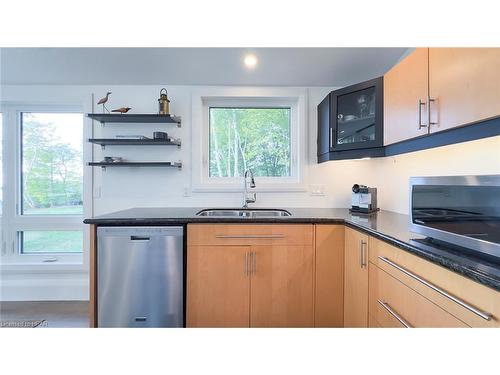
(242, 169, 256, 209)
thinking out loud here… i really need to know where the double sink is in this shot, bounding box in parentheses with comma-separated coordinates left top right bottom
(196, 208, 291, 218)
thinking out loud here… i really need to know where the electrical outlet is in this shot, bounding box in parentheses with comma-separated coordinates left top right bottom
(183, 184, 191, 197)
(309, 184, 326, 196)
(94, 186, 101, 198)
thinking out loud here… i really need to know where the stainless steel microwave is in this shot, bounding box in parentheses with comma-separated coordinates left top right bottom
(409, 175, 500, 259)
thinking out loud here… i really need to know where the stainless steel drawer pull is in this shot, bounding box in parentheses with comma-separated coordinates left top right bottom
(378, 256, 492, 321)
(377, 300, 411, 328)
(252, 251, 256, 275)
(245, 252, 249, 276)
(215, 234, 285, 239)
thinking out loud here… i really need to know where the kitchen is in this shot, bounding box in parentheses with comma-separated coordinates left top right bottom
(1, 3, 500, 373)
(76, 48, 500, 329)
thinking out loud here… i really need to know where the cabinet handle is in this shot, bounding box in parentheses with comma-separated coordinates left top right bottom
(360, 240, 367, 268)
(329, 127, 333, 148)
(427, 96, 437, 129)
(252, 251, 256, 275)
(377, 300, 411, 328)
(378, 256, 492, 321)
(215, 234, 285, 239)
(244, 252, 248, 276)
(418, 99, 427, 129)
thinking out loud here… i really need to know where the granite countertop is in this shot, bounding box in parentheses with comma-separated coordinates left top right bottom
(84, 207, 500, 291)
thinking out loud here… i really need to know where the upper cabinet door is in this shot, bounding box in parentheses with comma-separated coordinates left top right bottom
(429, 48, 500, 133)
(317, 94, 332, 156)
(331, 77, 384, 151)
(384, 48, 429, 145)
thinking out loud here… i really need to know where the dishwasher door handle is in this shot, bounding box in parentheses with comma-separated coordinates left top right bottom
(130, 236, 151, 241)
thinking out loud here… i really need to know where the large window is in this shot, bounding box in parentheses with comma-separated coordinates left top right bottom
(209, 107, 291, 178)
(21, 113, 83, 215)
(1, 109, 84, 266)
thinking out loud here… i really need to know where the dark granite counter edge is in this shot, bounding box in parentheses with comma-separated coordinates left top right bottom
(83, 216, 500, 291)
(343, 221, 500, 291)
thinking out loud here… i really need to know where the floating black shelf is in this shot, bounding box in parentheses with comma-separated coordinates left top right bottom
(88, 138, 181, 148)
(88, 161, 182, 169)
(87, 113, 181, 126)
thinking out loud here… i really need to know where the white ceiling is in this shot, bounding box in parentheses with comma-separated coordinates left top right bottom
(0, 48, 409, 87)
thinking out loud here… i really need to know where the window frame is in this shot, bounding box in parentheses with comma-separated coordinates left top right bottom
(191, 88, 308, 192)
(1, 104, 87, 269)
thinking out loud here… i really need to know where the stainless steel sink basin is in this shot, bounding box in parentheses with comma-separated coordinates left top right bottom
(196, 208, 292, 217)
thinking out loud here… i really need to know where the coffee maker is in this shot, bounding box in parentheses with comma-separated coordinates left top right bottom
(350, 184, 378, 214)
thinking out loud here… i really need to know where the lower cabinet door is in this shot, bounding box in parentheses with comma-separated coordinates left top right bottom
(315, 225, 345, 327)
(250, 245, 314, 327)
(187, 246, 251, 327)
(344, 228, 369, 327)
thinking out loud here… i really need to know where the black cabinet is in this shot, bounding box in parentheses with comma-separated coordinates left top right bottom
(317, 77, 384, 162)
(317, 94, 332, 156)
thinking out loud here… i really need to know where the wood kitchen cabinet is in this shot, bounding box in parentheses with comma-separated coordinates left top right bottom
(343, 227, 369, 327)
(250, 244, 314, 327)
(428, 48, 500, 133)
(187, 245, 250, 327)
(314, 225, 344, 327)
(369, 237, 500, 328)
(187, 224, 314, 327)
(384, 48, 429, 145)
(384, 47, 500, 145)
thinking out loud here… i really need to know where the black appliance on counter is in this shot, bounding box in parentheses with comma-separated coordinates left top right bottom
(409, 175, 500, 260)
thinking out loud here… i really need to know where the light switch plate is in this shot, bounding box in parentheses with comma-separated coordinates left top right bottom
(309, 184, 326, 196)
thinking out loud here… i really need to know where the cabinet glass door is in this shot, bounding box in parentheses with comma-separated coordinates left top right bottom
(336, 87, 377, 146)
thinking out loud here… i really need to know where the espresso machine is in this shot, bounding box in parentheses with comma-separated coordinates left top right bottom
(350, 184, 378, 214)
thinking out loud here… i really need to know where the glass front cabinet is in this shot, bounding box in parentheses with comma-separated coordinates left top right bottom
(317, 77, 384, 162)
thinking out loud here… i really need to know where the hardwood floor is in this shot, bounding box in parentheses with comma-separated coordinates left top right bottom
(0, 301, 89, 328)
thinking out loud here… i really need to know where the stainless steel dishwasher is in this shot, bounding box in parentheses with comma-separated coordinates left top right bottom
(97, 226, 184, 327)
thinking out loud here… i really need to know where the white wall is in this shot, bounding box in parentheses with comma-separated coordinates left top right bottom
(1, 84, 499, 301)
(2, 84, 499, 215)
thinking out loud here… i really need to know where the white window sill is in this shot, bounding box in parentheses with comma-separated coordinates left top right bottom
(0, 263, 87, 274)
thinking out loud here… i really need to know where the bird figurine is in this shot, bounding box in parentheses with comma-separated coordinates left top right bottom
(111, 107, 132, 114)
(97, 92, 112, 113)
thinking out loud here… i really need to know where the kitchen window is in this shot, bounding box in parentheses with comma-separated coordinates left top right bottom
(1, 109, 85, 266)
(209, 107, 291, 178)
(191, 89, 308, 192)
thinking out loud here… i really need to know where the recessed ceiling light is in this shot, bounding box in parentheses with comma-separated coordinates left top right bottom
(244, 54, 258, 68)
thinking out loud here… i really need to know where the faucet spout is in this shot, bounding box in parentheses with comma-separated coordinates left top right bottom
(243, 169, 256, 208)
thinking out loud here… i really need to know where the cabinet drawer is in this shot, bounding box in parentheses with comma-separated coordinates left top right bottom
(188, 224, 313, 246)
(369, 265, 468, 327)
(369, 237, 500, 327)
